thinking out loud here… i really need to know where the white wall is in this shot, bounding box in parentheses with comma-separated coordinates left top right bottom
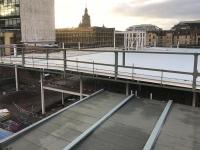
(20, 0, 55, 43)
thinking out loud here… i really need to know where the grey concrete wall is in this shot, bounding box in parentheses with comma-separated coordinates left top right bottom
(20, 0, 55, 43)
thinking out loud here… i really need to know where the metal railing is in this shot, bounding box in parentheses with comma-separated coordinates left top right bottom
(0, 45, 199, 93)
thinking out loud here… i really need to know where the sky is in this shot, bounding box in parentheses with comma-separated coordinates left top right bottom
(55, 0, 200, 30)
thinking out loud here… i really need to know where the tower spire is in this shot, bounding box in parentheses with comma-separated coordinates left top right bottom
(79, 5, 91, 28)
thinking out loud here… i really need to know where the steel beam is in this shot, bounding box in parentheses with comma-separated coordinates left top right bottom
(43, 86, 89, 97)
(63, 94, 134, 150)
(143, 100, 173, 150)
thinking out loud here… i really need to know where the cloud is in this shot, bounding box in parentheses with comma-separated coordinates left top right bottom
(113, 0, 200, 19)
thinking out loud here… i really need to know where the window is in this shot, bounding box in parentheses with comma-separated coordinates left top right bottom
(0, 0, 20, 29)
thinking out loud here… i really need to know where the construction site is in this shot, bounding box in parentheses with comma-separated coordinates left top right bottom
(0, 0, 200, 149)
(0, 44, 199, 149)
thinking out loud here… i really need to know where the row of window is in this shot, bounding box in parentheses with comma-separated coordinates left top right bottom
(0, 0, 19, 5)
(0, 0, 20, 17)
(0, 18, 20, 28)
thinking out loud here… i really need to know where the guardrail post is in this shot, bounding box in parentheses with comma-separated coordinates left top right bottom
(150, 93, 153, 100)
(113, 31, 116, 49)
(93, 61, 95, 76)
(15, 65, 19, 92)
(122, 51, 125, 66)
(161, 71, 163, 85)
(22, 48, 25, 66)
(192, 54, 198, 107)
(135, 90, 138, 97)
(0, 47, 2, 62)
(62, 93, 64, 105)
(115, 51, 118, 79)
(63, 49, 66, 78)
(46, 49, 49, 69)
(76, 58, 79, 72)
(40, 70, 45, 115)
(80, 76, 83, 100)
(78, 42, 81, 50)
(126, 83, 129, 96)
(132, 64, 134, 79)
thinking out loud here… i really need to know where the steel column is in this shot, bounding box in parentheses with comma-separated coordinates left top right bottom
(62, 93, 64, 105)
(115, 51, 118, 80)
(114, 31, 116, 49)
(15, 65, 19, 91)
(192, 54, 198, 107)
(22, 48, 25, 66)
(40, 72, 45, 115)
(122, 51, 125, 66)
(78, 42, 81, 50)
(80, 76, 83, 100)
(126, 83, 129, 96)
(63, 49, 66, 78)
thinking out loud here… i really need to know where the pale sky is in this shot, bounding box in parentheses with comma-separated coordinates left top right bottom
(55, 0, 200, 30)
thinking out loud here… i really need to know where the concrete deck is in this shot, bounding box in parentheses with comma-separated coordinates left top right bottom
(1, 91, 126, 150)
(72, 99, 166, 150)
(154, 104, 200, 150)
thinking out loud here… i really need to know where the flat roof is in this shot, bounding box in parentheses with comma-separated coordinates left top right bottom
(72, 99, 166, 150)
(0, 91, 199, 150)
(1, 91, 126, 150)
(154, 104, 200, 150)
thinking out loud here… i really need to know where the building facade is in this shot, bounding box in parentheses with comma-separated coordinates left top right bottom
(146, 21, 200, 48)
(56, 26, 115, 48)
(56, 7, 115, 48)
(0, 0, 21, 47)
(20, 0, 55, 43)
(0, 0, 55, 54)
(171, 21, 200, 47)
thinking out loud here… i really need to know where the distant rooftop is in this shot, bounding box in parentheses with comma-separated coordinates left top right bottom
(172, 20, 200, 30)
(126, 24, 162, 32)
(180, 20, 200, 24)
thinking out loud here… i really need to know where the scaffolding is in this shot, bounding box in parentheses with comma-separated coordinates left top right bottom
(115, 30, 146, 50)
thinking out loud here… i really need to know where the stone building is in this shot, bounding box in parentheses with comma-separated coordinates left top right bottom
(56, 26, 115, 48)
(56, 7, 115, 48)
(146, 21, 200, 48)
(146, 31, 158, 47)
(171, 21, 200, 48)
(157, 31, 173, 47)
